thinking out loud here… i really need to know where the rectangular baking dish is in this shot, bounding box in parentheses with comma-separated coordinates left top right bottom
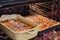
(0, 15, 39, 40)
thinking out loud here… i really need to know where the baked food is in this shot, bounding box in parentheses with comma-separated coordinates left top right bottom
(2, 19, 32, 32)
(27, 14, 59, 31)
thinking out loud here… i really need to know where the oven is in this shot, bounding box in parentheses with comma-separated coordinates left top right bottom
(0, 0, 60, 40)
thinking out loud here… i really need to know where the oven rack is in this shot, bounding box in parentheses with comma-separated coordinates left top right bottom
(30, 8, 55, 19)
(28, 0, 58, 21)
(34, 3, 52, 9)
(30, 4, 52, 14)
(28, 0, 56, 19)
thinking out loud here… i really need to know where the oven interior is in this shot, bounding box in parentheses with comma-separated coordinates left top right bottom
(0, 0, 60, 40)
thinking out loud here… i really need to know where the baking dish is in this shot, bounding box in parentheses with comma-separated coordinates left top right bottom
(0, 14, 39, 40)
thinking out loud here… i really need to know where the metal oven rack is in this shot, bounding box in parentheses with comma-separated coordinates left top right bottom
(27, 0, 58, 22)
(29, 1, 56, 20)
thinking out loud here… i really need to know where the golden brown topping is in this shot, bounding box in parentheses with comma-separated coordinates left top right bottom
(27, 15, 58, 31)
(2, 20, 32, 32)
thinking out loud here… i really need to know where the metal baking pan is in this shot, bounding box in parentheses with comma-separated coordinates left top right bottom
(27, 14, 60, 35)
(38, 24, 60, 35)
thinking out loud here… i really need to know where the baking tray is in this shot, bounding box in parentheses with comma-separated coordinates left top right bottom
(27, 14, 60, 35)
(38, 24, 60, 35)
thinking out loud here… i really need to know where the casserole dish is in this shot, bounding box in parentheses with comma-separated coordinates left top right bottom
(0, 14, 39, 40)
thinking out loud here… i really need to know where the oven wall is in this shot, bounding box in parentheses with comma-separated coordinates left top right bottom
(0, 5, 30, 16)
(58, 0, 60, 22)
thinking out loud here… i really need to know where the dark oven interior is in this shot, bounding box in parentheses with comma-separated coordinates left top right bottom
(0, 0, 60, 40)
(0, 0, 58, 21)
